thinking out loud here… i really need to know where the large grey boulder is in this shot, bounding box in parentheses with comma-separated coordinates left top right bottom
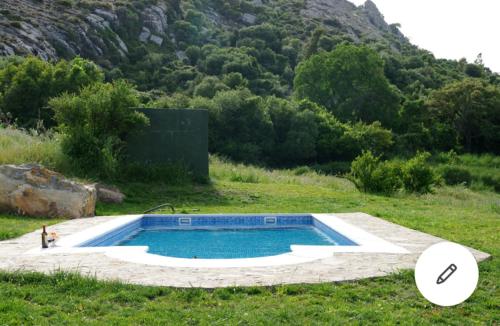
(142, 4, 168, 36)
(0, 164, 96, 219)
(95, 183, 125, 204)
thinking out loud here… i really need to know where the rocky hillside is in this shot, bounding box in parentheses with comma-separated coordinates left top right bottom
(0, 0, 406, 65)
(0, 0, 171, 63)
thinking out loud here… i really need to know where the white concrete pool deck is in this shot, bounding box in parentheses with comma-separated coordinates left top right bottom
(0, 213, 491, 288)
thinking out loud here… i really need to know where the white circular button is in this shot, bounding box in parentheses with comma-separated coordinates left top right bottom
(415, 242, 479, 307)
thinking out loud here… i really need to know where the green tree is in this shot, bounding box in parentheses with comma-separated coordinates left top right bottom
(52, 57, 104, 94)
(239, 24, 283, 52)
(294, 45, 400, 127)
(267, 98, 321, 164)
(49, 81, 148, 177)
(0, 56, 103, 127)
(174, 20, 199, 45)
(295, 99, 345, 162)
(222, 72, 248, 89)
(210, 89, 274, 163)
(427, 78, 500, 153)
(282, 110, 318, 163)
(194, 76, 229, 98)
(341, 121, 394, 159)
(0, 57, 53, 126)
(303, 28, 324, 59)
(394, 99, 433, 153)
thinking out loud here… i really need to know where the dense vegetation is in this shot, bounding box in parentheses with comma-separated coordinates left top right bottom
(1, 46, 499, 174)
(0, 3, 499, 191)
(1, 2, 499, 164)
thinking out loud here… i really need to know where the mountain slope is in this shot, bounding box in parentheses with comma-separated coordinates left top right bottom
(0, 0, 406, 64)
(2, 0, 491, 100)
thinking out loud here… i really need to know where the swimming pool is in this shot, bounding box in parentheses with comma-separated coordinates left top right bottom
(119, 227, 344, 259)
(54, 214, 408, 268)
(79, 214, 356, 259)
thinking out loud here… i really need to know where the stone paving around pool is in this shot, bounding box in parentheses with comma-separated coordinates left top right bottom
(0, 213, 491, 288)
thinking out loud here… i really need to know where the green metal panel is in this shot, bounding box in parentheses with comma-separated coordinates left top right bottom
(126, 108, 208, 177)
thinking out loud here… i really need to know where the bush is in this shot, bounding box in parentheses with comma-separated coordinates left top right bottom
(440, 165, 472, 186)
(313, 161, 351, 176)
(292, 166, 313, 176)
(350, 151, 439, 195)
(401, 152, 439, 194)
(50, 80, 149, 178)
(434, 150, 460, 164)
(55, 0, 74, 7)
(481, 175, 500, 193)
(349, 151, 402, 195)
(370, 161, 403, 194)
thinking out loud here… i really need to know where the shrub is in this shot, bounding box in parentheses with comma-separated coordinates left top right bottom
(440, 165, 472, 186)
(350, 151, 439, 195)
(9, 21, 22, 28)
(293, 166, 313, 176)
(229, 170, 260, 183)
(55, 0, 74, 7)
(151, 93, 191, 109)
(481, 175, 500, 193)
(401, 152, 439, 194)
(50, 80, 149, 178)
(370, 161, 403, 194)
(313, 161, 351, 176)
(349, 151, 402, 195)
(434, 150, 460, 164)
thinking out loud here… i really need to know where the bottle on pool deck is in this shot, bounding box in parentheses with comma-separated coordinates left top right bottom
(41, 225, 48, 249)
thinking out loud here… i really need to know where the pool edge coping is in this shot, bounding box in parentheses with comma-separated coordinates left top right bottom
(24, 213, 410, 268)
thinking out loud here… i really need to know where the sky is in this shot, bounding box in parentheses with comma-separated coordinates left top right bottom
(348, 0, 500, 73)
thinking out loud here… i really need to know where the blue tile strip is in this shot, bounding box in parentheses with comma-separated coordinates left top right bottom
(79, 214, 357, 247)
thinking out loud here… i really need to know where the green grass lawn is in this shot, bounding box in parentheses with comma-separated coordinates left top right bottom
(0, 215, 63, 241)
(0, 159, 498, 324)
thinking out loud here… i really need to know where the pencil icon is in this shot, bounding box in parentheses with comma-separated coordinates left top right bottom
(437, 264, 457, 284)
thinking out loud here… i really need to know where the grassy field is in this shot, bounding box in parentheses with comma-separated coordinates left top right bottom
(0, 129, 498, 324)
(0, 215, 63, 241)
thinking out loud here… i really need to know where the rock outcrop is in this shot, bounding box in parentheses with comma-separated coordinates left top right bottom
(95, 183, 125, 204)
(301, 0, 405, 42)
(0, 164, 96, 219)
(0, 0, 169, 64)
(0, 0, 406, 65)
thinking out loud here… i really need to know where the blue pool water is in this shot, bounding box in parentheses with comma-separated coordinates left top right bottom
(118, 227, 336, 259)
(80, 215, 358, 259)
